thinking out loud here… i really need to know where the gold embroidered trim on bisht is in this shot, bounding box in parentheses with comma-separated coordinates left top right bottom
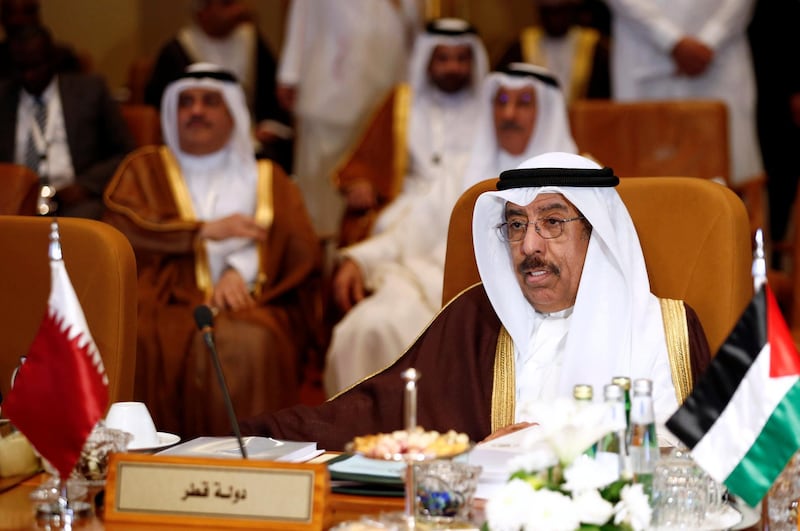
(252, 160, 274, 297)
(159, 147, 212, 296)
(491, 326, 516, 433)
(520, 27, 546, 68)
(659, 297, 692, 404)
(520, 26, 599, 105)
(390, 84, 411, 200)
(569, 27, 600, 103)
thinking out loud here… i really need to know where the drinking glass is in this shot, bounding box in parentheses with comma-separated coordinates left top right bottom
(651, 448, 707, 529)
(767, 451, 800, 531)
(414, 459, 481, 523)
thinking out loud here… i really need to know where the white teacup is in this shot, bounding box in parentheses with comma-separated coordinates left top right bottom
(105, 401, 159, 450)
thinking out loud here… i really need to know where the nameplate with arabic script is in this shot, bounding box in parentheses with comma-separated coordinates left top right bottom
(104, 453, 328, 529)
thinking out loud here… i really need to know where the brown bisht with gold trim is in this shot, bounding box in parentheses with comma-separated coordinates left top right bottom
(104, 146, 322, 439)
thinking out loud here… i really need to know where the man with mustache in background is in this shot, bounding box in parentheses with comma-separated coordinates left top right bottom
(104, 63, 322, 440)
(325, 63, 578, 396)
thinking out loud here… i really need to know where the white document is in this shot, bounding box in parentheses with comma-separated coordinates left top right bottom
(156, 436, 323, 463)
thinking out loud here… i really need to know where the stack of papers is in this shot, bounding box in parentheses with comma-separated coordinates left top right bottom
(327, 454, 405, 497)
(466, 425, 541, 499)
(156, 436, 323, 463)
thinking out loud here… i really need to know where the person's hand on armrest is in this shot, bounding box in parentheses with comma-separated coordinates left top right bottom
(332, 257, 366, 313)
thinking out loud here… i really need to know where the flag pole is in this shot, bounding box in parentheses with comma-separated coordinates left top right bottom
(752, 228, 767, 294)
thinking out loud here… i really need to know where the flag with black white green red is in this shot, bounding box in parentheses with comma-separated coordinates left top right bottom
(666, 284, 800, 507)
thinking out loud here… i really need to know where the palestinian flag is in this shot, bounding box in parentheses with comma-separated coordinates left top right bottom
(666, 284, 800, 507)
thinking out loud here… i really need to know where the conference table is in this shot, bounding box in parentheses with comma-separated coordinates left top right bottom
(0, 465, 764, 530)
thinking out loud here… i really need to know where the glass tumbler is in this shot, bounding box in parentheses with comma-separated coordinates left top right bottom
(651, 449, 707, 529)
(414, 460, 482, 523)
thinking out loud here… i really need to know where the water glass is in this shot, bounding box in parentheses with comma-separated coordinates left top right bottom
(767, 451, 800, 531)
(651, 449, 707, 529)
(414, 460, 481, 522)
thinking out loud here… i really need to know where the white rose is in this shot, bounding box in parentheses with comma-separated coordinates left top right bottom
(571, 488, 614, 526)
(507, 444, 558, 476)
(562, 454, 617, 492)
(613, 483, 652, 531)
(485, 478, 538, 531)
(521, 489, 580, 531)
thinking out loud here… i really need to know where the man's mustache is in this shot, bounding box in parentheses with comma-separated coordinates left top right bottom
(498, 120, 525, 132)
(185, 116, 212, 127)
(518, 256, 560, 276)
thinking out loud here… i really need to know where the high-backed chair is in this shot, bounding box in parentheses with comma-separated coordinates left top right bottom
(568, 99, 765, 238)
(0, 163, 39, 215)
(442, 177, 753, 355)
(568, 99, 730, 183)
(120, 104, 162, 147)
(0, 216, 138, 407)
(125, 56, 154, 105)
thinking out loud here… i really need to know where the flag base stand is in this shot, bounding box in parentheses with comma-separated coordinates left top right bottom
(35, 499, 92, 527)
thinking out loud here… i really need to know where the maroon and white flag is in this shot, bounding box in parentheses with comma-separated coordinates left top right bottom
(5, 222, 108, 479)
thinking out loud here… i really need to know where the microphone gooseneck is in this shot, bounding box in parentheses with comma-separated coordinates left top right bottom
(193, 305, 248, 459)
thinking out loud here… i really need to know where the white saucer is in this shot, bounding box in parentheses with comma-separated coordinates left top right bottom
(128, 432, 180, 452)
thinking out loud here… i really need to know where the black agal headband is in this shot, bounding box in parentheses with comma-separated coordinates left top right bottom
(178, 69, 238, 83)
(497, 167, 619, 190)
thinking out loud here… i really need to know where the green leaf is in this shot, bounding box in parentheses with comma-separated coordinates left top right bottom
(600, 478, 631, 502)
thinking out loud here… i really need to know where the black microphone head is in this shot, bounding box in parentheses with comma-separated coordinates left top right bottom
(193, 305, 214, 331)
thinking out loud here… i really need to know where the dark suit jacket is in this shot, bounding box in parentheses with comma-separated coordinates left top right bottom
(0, 73, 135, 200)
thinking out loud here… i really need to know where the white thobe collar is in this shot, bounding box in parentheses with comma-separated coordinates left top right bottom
(515, 306, 574, 421)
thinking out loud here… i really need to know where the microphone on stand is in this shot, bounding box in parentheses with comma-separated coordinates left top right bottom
(193, 305, 248, 459)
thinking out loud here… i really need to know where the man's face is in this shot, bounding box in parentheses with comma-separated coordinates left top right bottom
(1, 0, 40, 33)
(427, 43, 473, 94)
(493, 85, 537, 155)
(505, 193, 590, 313)
(177, 88, 235, 155)
(540, 4, 580, 38)
(10, 34, 54, 96)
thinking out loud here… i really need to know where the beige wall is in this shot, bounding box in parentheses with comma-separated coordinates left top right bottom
(39, 0, 534, 97)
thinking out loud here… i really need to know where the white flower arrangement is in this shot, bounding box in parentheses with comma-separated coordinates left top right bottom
(482, 398, 652, 531)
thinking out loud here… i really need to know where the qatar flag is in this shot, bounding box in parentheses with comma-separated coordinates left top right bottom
(4, 221, 108, 479)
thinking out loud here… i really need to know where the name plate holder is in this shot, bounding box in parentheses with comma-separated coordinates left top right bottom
(104, 452, 328, 529)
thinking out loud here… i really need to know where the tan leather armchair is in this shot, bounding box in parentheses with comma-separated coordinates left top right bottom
(0, 216, 138, 408)
(0, 163, 39, 215)
(569, 99, 730, 182)
(120, 104, 162, 147)
(442, 177, 753, 355)
(568, 99, 765, 239)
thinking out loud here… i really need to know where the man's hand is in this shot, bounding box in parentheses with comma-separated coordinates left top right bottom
(332, 258, 366, 313)
(481, 422, 537, 443)
(199, 214, 267, 242)
(344, 179, 377, 211)
(671, 37, 714, 77)
(210, 268, 255, 312)
(277, 84, 297, 113)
